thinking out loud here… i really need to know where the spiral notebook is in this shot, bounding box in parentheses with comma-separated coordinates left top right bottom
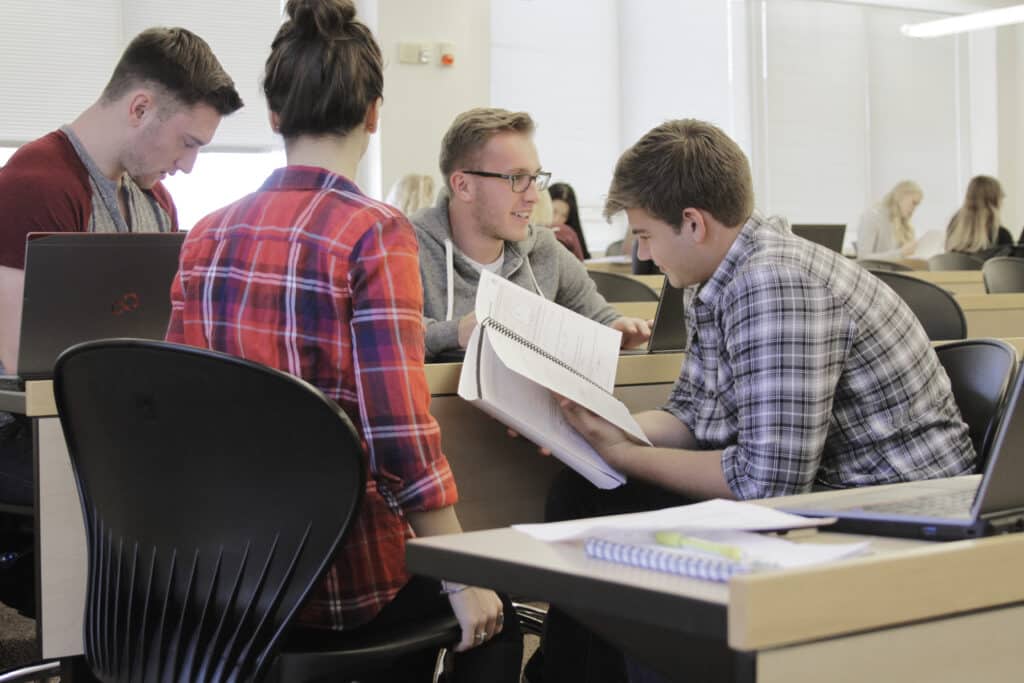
(583, 530, 870, 583)
(458, 270, 652, 489)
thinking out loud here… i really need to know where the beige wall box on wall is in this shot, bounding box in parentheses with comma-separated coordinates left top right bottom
(398, 42, 432, 64)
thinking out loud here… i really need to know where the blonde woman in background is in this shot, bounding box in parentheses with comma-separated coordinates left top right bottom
(855, 180, 922, 260)
(945, 175, 1012, 261)
(385, 173, 435, 216)
(532, 188, 584, 260)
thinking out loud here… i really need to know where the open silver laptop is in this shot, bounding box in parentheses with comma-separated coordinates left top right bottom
(781, 364, 1024, 540)
(2, 232, 185, 385)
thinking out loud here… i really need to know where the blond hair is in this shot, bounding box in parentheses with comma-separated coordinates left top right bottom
(880, 180, 921, 246)
(946, 175, 1004, 253)
(531, 189, 553, 226)
(386, 173, 436, 216)
(439, 108, 535, 180)
(605, 119, 753, 228)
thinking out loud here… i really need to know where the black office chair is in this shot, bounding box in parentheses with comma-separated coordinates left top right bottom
(982, 256, 1024, 293)
(869, 270, 967, 340)
(1, 339, 459, 683)
(934, 339, 1017, 471)
(587, 271, 659, 302)
(857, 259, 911, 272)
(929, 252, 984, 271)
(603, 239, 625, 257)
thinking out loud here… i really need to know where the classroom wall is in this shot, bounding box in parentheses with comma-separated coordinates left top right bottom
(375, 0, 491, 202)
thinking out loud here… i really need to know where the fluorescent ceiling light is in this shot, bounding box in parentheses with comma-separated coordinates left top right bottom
(901, 4, 1024, 38)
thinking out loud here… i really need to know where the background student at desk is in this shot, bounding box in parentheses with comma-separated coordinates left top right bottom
(525, 119, 976, 683)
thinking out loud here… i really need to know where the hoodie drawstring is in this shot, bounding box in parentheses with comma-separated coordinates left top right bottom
(444, 236, 543, 322)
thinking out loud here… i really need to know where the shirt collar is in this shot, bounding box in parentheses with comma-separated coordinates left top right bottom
(694, 215, 760, 310)
(259, 165, 363, 196)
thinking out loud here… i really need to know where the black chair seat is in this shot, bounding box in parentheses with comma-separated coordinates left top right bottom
(587, 270, 658, 302)
(270, 614, 460, 681)
(869, 270, 967, 340)
(982, 256, 1024, 293)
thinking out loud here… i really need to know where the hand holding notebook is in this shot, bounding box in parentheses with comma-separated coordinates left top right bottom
(458, 270, 651, 488)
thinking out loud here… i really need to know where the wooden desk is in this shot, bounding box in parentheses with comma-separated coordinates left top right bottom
(906, 270, 986, 296)
(407, 478, 1024, 682)
(425, 353, 683, 531)
(585, 261, 632, 274)
(34, 352, 685, 660)
(958, 293, 1024, 338)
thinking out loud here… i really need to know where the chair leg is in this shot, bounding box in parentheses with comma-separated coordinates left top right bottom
(433, 647, 451, 683)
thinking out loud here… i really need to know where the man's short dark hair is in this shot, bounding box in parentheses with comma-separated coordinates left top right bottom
(605, 119, 753, 229)
(440, 108, 535, 180)
(101, 27, 243, 116)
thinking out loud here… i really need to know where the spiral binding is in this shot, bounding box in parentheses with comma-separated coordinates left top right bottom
(481, 317, 610, 394)
(583, 537, 748, 583)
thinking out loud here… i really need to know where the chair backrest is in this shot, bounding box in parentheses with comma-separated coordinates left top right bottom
(933, 339, 1017, 470)
(857, 259, 911, 272)
(869, 270, 967, 340)
(982, 256, 1024, 293)
(604, 239, 625, 257)
(587, 270, 659, 302)
(53, 339, 365, 683)
(929, 252, 984, 271)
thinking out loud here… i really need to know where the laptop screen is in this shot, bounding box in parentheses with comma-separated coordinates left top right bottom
(972, 363, 1024, 517)
(17, 232, 186, 379)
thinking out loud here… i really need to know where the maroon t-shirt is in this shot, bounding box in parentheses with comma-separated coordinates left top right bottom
(0, 130, 178, 269)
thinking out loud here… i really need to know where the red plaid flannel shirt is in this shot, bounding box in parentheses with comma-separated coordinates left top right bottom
(166, 166, 457, 629)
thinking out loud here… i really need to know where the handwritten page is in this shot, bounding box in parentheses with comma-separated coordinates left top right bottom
(514, 498, 836, 542)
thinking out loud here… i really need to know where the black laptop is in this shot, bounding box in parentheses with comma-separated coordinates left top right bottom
(644, 279, 687, 353)
(781, 364, 1024, 540)
(791, 224, 846, 254)
(5, 232, 186, 383)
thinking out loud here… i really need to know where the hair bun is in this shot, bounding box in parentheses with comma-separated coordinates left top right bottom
(286, 0, 357, 38)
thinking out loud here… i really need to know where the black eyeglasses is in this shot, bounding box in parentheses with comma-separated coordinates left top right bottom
(462, 170, 552, 193)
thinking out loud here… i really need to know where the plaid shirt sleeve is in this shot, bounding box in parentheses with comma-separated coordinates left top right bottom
(347, 215, 457, 512)
(718, 267, 854, 499)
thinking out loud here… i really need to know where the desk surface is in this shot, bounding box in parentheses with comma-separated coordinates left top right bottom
(407, 476, 1024, 652)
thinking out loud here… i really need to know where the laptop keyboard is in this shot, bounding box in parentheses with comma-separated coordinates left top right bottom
(859, 488, 976, 517)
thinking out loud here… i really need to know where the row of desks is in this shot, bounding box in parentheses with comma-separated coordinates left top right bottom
(622, 270, 988, 296)
(22, 340, 1024, 676)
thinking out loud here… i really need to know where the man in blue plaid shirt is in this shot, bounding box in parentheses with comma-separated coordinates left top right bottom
(530, 119, 976, 683)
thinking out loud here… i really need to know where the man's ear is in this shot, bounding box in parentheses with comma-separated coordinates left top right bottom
(449, 171, 473, 202)
(682, 208, 707, 243)
(126, 91, 155, 128)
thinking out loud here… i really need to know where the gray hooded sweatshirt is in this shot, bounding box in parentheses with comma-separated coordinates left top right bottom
(412, 194, 621, 359)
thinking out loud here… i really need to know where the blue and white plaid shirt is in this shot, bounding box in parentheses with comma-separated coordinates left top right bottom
(664, 214, 976, 499)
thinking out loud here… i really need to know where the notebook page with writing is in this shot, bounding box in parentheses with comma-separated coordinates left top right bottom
(458, 270, 650, 488)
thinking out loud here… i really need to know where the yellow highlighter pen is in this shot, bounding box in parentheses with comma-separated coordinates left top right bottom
(654, 531, 744, 561)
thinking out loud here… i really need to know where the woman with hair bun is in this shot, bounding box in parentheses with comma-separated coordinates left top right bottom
(166, 1, 521, 679)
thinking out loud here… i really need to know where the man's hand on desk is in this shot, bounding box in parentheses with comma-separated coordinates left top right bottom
(612, 316, 653, 349)
(457, 312, 478, 348)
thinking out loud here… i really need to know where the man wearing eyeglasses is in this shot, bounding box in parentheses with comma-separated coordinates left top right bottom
(411, 107, 651, 361)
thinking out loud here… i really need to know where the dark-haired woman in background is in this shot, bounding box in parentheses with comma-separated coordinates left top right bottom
(945, 175, 1013, 261)
(165, 1, 521, 680)
(549, 181, 591, 259)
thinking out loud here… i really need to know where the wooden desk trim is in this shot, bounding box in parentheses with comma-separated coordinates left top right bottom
(728, 532, 1024, 650)
(25, 381, 56, 417)
(907, 270, 982, 285)
(957, 293, 1024, 310)
(424, 353, 685, 396)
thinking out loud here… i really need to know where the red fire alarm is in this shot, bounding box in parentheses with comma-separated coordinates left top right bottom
(440, 42, 455, 67)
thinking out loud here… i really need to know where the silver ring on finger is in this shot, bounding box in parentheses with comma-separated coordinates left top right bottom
(475, 631, 486, 643)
